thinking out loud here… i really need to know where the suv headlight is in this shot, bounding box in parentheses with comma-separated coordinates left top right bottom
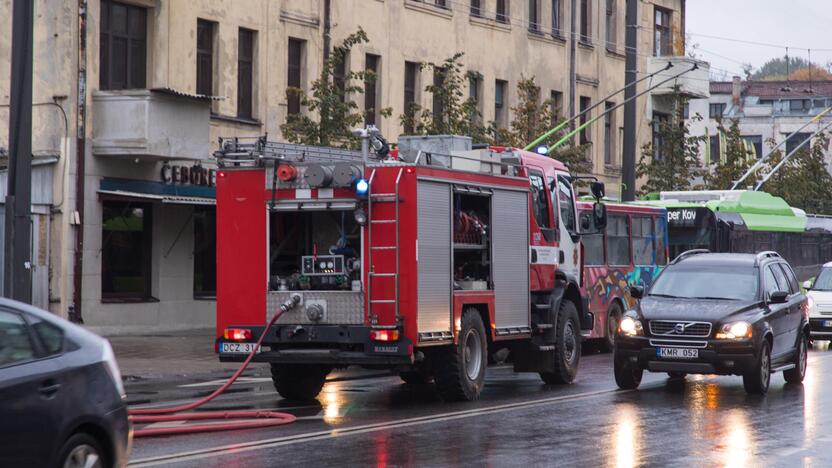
(619, 316, 644, 336)
(716, 321, 752, 340)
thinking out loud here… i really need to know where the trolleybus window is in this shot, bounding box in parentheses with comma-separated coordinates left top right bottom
(606, 214, 630, 266)
(655, 216, 668, 265)
(666, 207, 713, 259)
(632, 216, 655, 266)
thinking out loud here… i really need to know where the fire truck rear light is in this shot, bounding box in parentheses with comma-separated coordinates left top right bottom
(277, 164, 298, 182)
(405, 167, 414, 174)
(224, 328, 253, 341)
(369, 329, 399, 342)
(218, 171, 226, 178)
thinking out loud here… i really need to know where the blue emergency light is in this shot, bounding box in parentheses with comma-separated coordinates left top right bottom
(355, 179, 369, 197)
(535, 145, 549, 155)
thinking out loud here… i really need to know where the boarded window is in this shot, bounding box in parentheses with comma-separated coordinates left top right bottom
(194, 207, 217, 298)
(196, 20, 215, 96)
(404, 61, 419, 134)
(364, 54, 380, 125)
(287, 38, 304, 116)
(102, 202, 153, 300)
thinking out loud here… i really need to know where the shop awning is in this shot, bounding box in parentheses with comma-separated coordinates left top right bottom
(97, 189, 215, 205)
(98, 178, 216, 205)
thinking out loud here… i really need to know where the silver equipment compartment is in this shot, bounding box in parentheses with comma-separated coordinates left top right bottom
(491, 189, 531, 330)
(416, 181, 453, 334)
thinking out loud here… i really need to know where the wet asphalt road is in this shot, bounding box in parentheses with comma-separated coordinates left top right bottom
(127, 343, 832, 467)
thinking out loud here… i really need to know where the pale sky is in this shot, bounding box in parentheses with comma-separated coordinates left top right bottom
(685, 0, 832, 80)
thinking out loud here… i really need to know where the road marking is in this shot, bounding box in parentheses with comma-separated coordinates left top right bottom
(129, 384, 651, 467)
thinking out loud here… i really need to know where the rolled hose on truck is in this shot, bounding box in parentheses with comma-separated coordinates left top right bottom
(127, 297, 301, 437)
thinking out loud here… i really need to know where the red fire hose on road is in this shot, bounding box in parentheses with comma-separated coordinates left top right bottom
(128, 303, 297, 437)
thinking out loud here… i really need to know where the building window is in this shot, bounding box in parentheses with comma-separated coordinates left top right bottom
(790, 99, 811, 113)
(709, 103, 726, 120)
(580, 0, 591, 43)
(196, 19, 215, 97)
(652, 113, 669, 160)
(287, 38, 304, 116)
(102, 201, 152, 300)
(785, 132, 812, 155)
(683, 103, 690, 119)
(495, 79, 508, 128)
(193, 207, 216, 298)
(743, 135, 763, 159)
(364, 54, 380, 126)
(579, 96, 591, 144)
(551, 0, 562, 37)
(433, 68, 446, 125)
(100, 0, 147, 90)
(529, 0, 539, 32)
(333, 51, 348, 103)
(654, 7, 672, 56)
(404, 61, 419, 134)
(709, 135, 720, 163)
(471, 0, 482, 17)
(606, 0, 616, 50)
(468, 72, 482, 121)
(604, 101, 615, 165)
(496, 0, 509, 23)
(237, 28, 255, 119)
(550, 90, 563, 125)
(435, 0, 447, 8)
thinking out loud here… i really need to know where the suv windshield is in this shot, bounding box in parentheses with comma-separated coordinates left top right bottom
(813, 267, 832, 291)
(649, 266, 759, 301)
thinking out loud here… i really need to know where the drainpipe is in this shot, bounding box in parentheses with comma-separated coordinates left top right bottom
(71, 0, 87, 323)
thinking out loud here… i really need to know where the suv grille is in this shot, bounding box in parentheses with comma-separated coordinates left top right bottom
(649, 320, 712, 337)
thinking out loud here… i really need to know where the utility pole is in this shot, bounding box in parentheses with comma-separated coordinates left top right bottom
(621, 0, 638, 201)
(4, 0, 35, 302)
(569, 0, 577, 132)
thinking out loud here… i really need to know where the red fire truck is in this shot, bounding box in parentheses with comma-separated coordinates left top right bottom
(214, 133, 607, 401)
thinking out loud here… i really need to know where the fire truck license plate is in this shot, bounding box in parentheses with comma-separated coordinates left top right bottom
(656, 347, 698, 359)
(220, 342, 260, 354)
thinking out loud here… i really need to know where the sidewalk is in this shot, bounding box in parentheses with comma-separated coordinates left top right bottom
(107, 328, 249, 379)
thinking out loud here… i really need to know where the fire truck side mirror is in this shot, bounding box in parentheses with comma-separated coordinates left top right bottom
(582, 202, 607, 233)
(590, 181, 606, 200)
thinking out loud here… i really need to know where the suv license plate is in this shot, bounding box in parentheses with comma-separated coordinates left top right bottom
(657, 347, 698, 359)
(221, 342, 260, 354)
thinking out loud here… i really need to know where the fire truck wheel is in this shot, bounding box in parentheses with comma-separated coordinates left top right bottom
(270, 363, 330, 401)
(434, 309, 487, 401)
(540, 300, 581, 385)
(399, 370, 433, 385)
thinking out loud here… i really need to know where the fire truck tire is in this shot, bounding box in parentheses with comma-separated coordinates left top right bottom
(270, 364, 330, 401)
(540, 300, 581, 385)
(434, 309, 487, 401)
(399, 370, 433, 385)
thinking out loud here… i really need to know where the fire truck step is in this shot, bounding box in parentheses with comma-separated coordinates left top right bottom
(533, 303, 550, 310)
(370, 273, 397, 277)
(370, 192, 396, 198)
(535, 323, 554, 330)
(370, 300, 396, 304)
(370, 219, 397, 224)
(536, 345, 555, 351)
(371, 246, 397, 250)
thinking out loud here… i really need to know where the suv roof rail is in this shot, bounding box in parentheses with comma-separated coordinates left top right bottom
(755, 251, 781, 264)
(670, 249, 710, 264)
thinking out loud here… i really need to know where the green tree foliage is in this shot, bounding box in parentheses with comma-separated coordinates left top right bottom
(761, 133, 832, 215)
(636, 93, 704, 195)
(495, 76, 591, 174)
(399, 53, 489, 142)
(751, 56, 815, 81)
(704, 119, 756, 190)
(281, 28, 391, 149)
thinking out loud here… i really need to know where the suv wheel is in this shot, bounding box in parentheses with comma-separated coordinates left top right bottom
(784, 332, 808, 384)
(743, 339, 771, 395)
(613, 350, 643, 390)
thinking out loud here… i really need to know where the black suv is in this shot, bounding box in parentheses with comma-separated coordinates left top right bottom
(614, 250, 809, 395)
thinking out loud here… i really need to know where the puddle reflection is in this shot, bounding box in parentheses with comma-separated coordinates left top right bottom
(612, 403, 641, 468)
